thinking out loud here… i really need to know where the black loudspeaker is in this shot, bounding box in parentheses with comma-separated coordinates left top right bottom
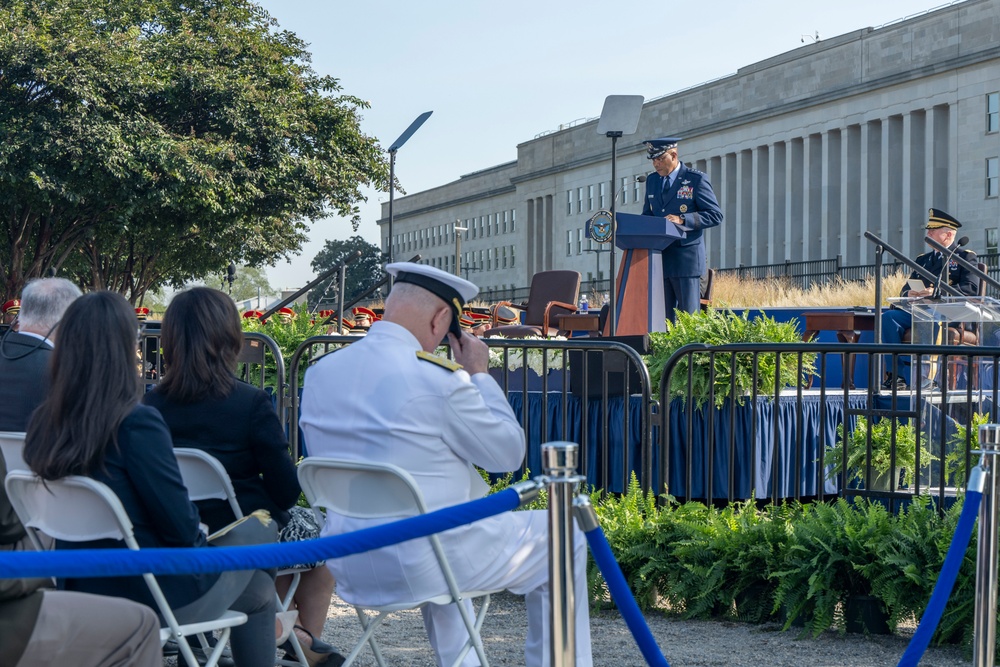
(569, 335, 649, 399)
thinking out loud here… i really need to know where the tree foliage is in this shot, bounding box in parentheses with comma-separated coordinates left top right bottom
(0, 0, 388, 303)
(309, 235, 384, 308)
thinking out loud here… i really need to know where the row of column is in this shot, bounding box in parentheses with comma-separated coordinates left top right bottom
(525, 195, 554, 276)
(702, 104, 953, 269)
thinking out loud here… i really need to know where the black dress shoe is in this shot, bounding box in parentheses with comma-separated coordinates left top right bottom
(881, 374, 907, 391)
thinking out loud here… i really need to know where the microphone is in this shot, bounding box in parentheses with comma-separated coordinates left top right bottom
(611, 174, 645, 205)
(931, 235, 969, 300)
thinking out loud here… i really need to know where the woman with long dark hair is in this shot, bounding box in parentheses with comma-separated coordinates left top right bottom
(143, 287, 339, 666)
(24, 291, 280, 667)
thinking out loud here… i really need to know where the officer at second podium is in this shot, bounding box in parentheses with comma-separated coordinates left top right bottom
(641, 137, 723, 321)
(881, 207, 980, 390)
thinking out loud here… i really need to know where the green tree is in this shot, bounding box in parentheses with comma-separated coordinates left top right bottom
(0, 0, 388, 303)
(309, 236, 384, 308)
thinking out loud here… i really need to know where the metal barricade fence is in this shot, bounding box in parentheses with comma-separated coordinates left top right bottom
(287, 336, 655, 493)
(658, 341, 1000, 509)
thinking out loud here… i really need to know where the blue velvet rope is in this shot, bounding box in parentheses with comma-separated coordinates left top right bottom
(584, 523, 671, 667)
(0, 488, 520, 579)
(897, 488, 984, 667)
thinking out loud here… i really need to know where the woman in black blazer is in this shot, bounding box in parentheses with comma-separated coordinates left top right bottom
(143, 287, 339, 666)
(23, 291, 279, 667)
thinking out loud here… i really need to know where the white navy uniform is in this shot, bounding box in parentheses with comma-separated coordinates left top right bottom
(300, 320, 593, 667)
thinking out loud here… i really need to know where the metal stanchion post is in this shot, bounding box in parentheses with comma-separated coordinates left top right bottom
(542, 441, 585, 667)
(974, 424, 1000, 667)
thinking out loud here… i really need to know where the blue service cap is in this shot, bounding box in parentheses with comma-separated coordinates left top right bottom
(643, 137, 682, 159)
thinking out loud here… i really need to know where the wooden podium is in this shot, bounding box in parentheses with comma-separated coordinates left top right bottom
(603, 213, 685, 336)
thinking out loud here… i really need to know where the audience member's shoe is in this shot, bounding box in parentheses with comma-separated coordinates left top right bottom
(276, 610, 299, 647)
(162, 638, 179, 656)
(280, 626, 346, 666)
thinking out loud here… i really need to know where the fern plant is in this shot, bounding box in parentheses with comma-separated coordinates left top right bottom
(645, 309, 815, 407)
(770, 499, 894, 636)
(828, 415, 935, 490)
(945, 412, 989, 490)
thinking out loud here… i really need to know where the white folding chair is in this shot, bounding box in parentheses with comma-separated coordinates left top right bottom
(4, 471, 247, 667)
(174, 447, 310, 667)
(297, 457, 497, 667)
(0, 431, 27, 472)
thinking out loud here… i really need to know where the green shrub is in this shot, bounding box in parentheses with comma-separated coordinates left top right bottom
(645, 309, 815, 407)
(828, 416, 935, 489)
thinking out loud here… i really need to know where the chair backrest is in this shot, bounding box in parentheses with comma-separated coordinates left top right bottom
(523, 270, 580, 326)
(297, 457, 428, 519)
(4, 471, 137, 547)
(174, 448, 243, 520)
(0, 431, 27, 473)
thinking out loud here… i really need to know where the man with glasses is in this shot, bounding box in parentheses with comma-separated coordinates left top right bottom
(641, 137, 723, 321)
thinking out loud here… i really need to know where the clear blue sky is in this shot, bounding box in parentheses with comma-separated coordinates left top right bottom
(255, 0, 960, 289)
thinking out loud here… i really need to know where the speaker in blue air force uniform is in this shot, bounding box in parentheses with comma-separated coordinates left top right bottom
(641, 137, 723, 321)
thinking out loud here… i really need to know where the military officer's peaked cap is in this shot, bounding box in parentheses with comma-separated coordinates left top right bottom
(643, 137, 682, 159)
(2, 299, 20, 315)
(926, 208, 962, 230)
(387, 262, 479, 336)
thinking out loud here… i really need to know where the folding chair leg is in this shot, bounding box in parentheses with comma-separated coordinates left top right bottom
(449, 596, 491, 667)
(341, 609, 389, 667)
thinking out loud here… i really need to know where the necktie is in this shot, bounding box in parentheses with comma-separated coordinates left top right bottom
(662, 176, 672, 192)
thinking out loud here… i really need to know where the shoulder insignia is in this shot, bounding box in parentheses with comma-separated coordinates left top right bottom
(416, 350, 463, 372)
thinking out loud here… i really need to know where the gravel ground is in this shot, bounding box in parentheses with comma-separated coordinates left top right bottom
(312, 592, 972, 667)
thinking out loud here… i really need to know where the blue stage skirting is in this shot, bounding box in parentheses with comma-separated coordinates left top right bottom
(666, 393, 871, 499)
(507, 393, 647, 494)
(508, 392, 871, 498)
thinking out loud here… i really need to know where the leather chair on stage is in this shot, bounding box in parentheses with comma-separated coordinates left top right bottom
(483, 270, 580, 338)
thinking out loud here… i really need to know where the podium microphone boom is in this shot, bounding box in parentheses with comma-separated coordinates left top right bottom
(932, 235, 969, 300)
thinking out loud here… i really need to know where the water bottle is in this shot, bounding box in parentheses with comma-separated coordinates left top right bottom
(579, 294, 588, 312)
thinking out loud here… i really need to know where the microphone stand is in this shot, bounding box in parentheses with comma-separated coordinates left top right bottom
(930, 237, 968, 300)
(924, 236, 1000, 293)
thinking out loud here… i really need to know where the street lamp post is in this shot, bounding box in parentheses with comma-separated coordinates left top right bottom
(454, 220, 467, 277)
(385, 111, 432, 285)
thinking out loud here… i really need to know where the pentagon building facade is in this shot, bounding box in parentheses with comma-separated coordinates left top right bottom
(378, 0, 1000, 294)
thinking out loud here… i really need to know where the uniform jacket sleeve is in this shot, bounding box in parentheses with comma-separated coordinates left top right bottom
(680, 170, 723, 232)
(417, 371, 525, 473)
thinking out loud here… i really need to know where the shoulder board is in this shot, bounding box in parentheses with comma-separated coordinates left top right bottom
(416, 350, 463, 372)
(686, 168, 705, 176)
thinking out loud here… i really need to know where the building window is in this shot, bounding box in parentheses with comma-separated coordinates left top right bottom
(567, 230, 573, 256)
(503, 210, 509, 234)
(599, 182, 606, 209)
(587, 185, 594, 211)
(511, 245, 515, 267)
(577, 229, 584, 255)
(620, 177, 629, 205)
(988, 229, 999, 254)
(494, 214, 500, 236)
(503, 246, 508, 268)
(567, 190, 573, 215)
(989, 93, 999, 133)
(988, 157, 999, 198)
(478, 249, 484, 270)
(487, 248, 492, 271)
(633, 176, 641, 203)
(577, 187, 583, 213)
(511, 209, 516, 232)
